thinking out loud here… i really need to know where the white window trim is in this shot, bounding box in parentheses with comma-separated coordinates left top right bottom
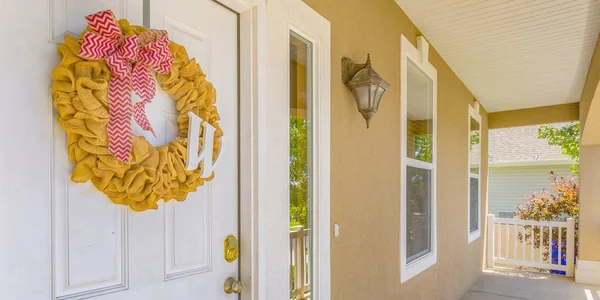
(400, 34, 437, 283)
(468, 105, 482, 243)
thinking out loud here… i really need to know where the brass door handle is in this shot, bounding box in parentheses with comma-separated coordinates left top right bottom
(224, 277, 243, 294)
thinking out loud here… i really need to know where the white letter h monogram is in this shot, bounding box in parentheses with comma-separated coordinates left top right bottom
(185, 111, 223, 177)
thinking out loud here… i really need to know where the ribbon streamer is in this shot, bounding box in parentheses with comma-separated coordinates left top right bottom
(78, 10, 173, 164)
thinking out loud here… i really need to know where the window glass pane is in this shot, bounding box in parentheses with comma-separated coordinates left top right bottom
(407, 59, 434, 163)
(289, 32, 312, 299)
(406, 166, 432, 263)
(498, 212, 514, 219)
(470, 117, 480, 175)
(469, 177, 479, 233)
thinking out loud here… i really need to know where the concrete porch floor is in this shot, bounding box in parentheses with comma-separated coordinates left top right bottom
(461, 268, 600, 300)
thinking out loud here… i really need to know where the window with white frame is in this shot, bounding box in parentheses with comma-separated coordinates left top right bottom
(468, 105, 481, 243)
(401, 35, 437, 283)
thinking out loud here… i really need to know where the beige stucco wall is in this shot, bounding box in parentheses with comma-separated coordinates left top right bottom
(301, 0, 488, 298)
(488, 103, 579, 129)
(579, 34, 600, 262)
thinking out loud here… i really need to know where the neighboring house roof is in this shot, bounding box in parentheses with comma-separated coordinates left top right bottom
(488, 123, 573, 164)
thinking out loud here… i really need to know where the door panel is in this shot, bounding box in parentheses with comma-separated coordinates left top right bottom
(150, 0, 239, 298)
(0, 0, 238, 298)
(48, 0, 239, 299)
(49, 0, 143, 44)
(49, 1, 140, 299)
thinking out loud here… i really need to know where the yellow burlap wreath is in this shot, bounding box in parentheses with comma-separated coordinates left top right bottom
(51, 19, 222, 212)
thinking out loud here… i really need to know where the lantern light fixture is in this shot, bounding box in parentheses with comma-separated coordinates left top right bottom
(342, 54, 390, 128)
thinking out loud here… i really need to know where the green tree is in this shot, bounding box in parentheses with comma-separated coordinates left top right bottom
(538, 123, 580, 174)
(290, 116, 309, 228)
(415, 134, 433, 163)
(470, 132, 480, 150)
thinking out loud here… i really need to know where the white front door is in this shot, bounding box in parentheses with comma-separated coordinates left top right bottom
(0, 0, 239, 299)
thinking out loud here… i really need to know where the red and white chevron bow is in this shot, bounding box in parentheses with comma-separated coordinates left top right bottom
(78, 10, 173, 164)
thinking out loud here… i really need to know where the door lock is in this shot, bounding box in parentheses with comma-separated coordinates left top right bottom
(224, 277, 243, 294)
(223, 235, 239, 263)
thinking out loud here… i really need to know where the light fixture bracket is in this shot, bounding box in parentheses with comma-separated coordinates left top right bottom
(341, 54, 371, 85)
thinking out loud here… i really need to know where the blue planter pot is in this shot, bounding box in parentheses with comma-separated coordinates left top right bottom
(550, 240, 577, 275)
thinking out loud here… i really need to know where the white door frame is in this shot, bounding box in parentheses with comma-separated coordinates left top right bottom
(216, 0, 330, 299)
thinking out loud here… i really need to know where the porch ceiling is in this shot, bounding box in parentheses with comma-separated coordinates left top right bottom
(395, 0, 600, 112)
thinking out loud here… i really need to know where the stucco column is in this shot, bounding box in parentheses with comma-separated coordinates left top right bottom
(575, 145, 600, 284)
(578, 145, 600, 261)
(575, 32, 600, 285)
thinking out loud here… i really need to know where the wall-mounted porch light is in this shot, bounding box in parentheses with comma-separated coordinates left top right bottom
(342, 54, 390, 128)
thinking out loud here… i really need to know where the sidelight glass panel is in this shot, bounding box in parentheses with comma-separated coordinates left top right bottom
(289, 31, 313, 300)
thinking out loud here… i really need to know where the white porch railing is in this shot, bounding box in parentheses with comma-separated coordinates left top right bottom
(290, 225, 311, 299)
(486, 214, 575, 277)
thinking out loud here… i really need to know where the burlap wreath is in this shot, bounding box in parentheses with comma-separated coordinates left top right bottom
(51, 19, 222, 212)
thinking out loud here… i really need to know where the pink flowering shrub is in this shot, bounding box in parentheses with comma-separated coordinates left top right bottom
(516, 172, 579, 261)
